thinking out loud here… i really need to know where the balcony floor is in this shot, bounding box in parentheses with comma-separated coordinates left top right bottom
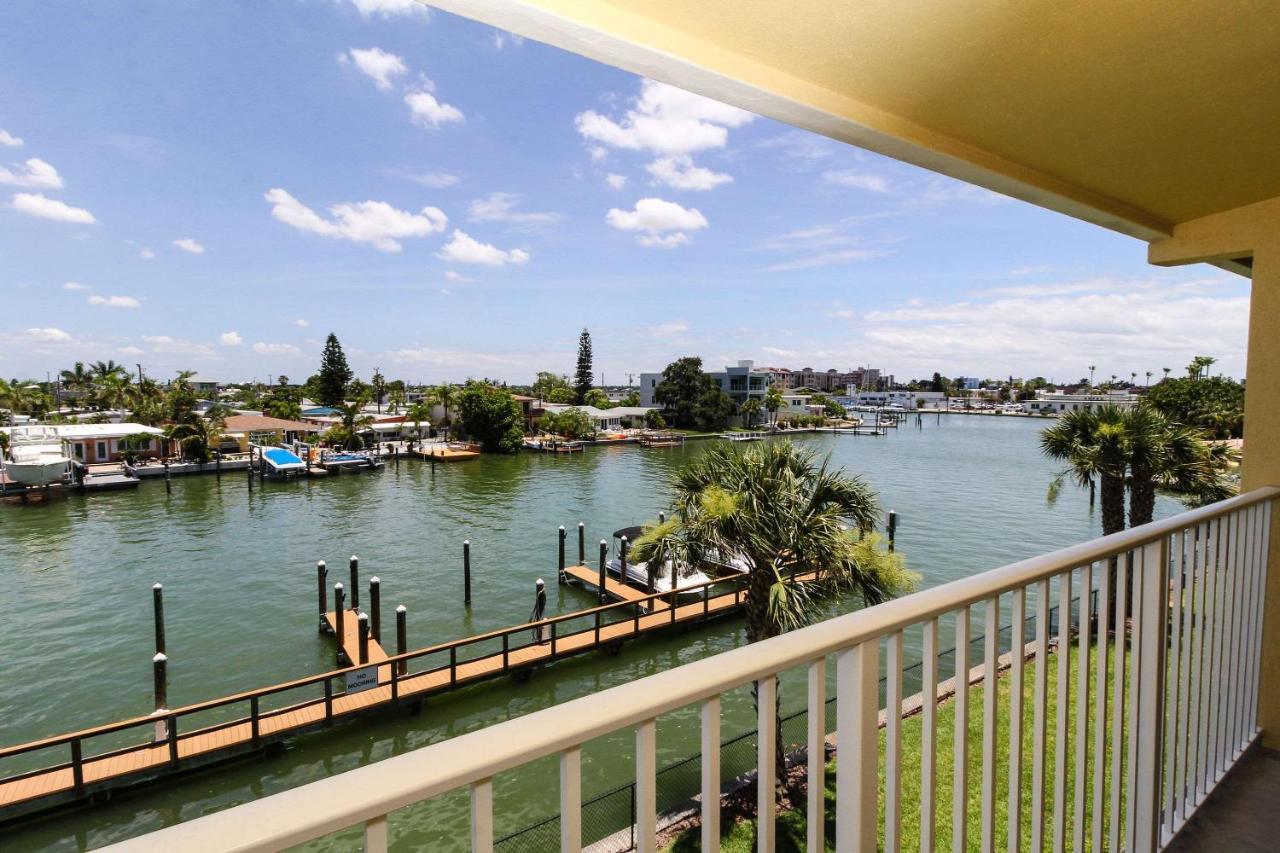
(1166, 745, 1280, 852)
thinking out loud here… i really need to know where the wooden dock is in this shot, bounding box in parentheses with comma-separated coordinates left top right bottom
(410, 443, 481, 461)
(0, 567, 806, 822)
(562, 563, 669, 612)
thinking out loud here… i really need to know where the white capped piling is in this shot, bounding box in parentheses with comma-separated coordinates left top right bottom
(463, 540, 472, 606)
(558, 526, 566, 583)
(578, 522, 585, 564)
(395, 605, 407, 676)
(349, 556, 359, 610)
(369, 577, 381, 644)
(888, 510, 898, 552)
(659, 512, 665, 524)
(357, 612, 370, 665)
(598, 540, 608, 604)
(334, 583, 346, 665)
(532, 579, 547, 643)
(316, 561, 328, 633)
(152, 583, 165, 655)
(152, 652, 168, 713)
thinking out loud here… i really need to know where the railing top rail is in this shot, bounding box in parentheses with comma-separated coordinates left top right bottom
(97, 486, 1278, 852)
(0, 563, 753, 760)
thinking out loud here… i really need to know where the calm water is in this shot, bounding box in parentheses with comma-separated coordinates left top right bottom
(0, 416, 1185, 850)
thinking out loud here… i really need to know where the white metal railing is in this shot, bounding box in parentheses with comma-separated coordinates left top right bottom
(104, 487, 1276, 853)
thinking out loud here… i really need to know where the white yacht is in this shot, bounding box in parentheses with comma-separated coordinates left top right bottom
(3, 426, 73, 486)
(606, 526, 714, 596)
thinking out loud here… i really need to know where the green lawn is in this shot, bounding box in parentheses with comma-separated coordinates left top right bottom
(667, 642, 1129, 852)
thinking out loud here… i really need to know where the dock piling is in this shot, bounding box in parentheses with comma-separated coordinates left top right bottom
(152, 652, 168, 713)
(396, 605, 407, 676)
(316, 561, 328, 633)
(598, 540, 608, 604)
(463, 539, 472, 606)
(888, 510, 898, 552)
(163, 461, 171, 494)
(357, 612, 370, 665)
(558, 526, 566, 583)
(334, 583, 346, 664)
(152, 583, 165, 655)
(659, 512, 665, 524)
(578, 522, 585, 564)
(215, 451, 222, 478)
(369, 577, 381, 643)
(349, 556, 359, 610)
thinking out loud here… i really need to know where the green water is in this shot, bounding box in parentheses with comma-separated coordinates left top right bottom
(0, 417, 1186, 850)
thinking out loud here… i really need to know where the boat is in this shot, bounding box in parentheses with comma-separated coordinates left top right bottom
(524, 437, 585, 453)
(2, 426, 72, 486)
(605, 527, 713, 596)
(725, 431, 765, 442)
(259, 446, 307, 478)
(318, 449, 385, 471)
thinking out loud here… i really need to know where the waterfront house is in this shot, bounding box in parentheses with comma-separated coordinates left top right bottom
(535, 403, 657, 433)
(1, 422, 166, 464)
(639, 360, 771, 407)
(220, 414, 322, 452)
(53, 5, 1280, 852)
(775, 392, 825, 421)
(1024, 388, 1141, 414)
(844, 390, 945, 410)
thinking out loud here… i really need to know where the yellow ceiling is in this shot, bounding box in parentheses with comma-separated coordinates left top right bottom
(434, 0, 1280, 245)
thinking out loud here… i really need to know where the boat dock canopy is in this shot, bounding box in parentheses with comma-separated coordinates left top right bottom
(612, 526, 645, 541)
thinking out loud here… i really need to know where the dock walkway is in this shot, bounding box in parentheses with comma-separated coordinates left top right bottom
(562, 563, 670, 611)
(0, 567, 802, 822)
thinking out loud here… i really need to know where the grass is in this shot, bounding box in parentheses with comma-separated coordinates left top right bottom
(667, 641, 1130, 852)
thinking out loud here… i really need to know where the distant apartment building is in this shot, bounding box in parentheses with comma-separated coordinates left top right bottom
(762, 365, 886, 392)
(184, 375, 220, 396)
(843, 390, 944, 410)
(639, 360, 772, 407)
(1024, 389, 1141, 413)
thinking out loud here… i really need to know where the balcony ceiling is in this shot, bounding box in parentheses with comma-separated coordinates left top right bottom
(434, 0, 1280, 254)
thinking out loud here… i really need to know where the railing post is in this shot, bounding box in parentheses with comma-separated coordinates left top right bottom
(369, 577, 381, 644)
(450, 646, 457, 687)
(503, 632, 510, 672)
(250, 695, 260, 747)
(316, 560, 328, 633)
(396, 605, 407, 677)
(71, 738, 84, 794)
(836, 640, 878, 853)
(324, 676, 333, 725)
(1135, 536, 1170, 851)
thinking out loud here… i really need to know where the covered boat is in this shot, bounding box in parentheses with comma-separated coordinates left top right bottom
(2, 426, 72, 486)
(605, 526, 713, 597)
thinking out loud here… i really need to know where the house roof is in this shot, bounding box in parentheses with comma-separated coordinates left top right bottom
(0, 423, 166, 440)
(222, 414, 321, 433)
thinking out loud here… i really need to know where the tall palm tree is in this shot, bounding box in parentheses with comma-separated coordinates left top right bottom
(1042, 407, 1129, 536)
(405, 401, 432, 449)
(332, 402, 374, 449)
(127, 378, 167, 426)
(168, 412, 226, 464)
(91, 360, 127, 382)
(739, 398, 763, 428)
(94, 373, 132, 411)
(434, 384, 456, 427)
(1163, 367, 1172, 381)
(60, 362, 93, 404)
(1146, 371, 1153, 387)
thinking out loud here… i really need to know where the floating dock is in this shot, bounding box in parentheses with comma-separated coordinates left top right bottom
(409, 443, 481, 461)
(0, 563, 820, 822)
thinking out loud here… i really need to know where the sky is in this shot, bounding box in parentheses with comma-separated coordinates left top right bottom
(0, 0, 1251, 387)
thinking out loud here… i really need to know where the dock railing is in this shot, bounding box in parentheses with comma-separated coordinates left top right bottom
(99, 486, 1277, 852)
(0, 568, 759, 793)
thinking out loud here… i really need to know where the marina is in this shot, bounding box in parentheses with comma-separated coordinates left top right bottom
(0, 418, 1193, 849)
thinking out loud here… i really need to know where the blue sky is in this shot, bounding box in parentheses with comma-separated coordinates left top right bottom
(0, 0, 1250, 386)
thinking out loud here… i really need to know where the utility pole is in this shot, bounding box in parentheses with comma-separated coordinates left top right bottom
(137, 363, 144, 384)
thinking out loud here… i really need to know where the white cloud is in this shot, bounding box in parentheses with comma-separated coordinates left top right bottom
(856, 275, 1248, 378)
(139, 248, 155, 259)
(143, 335, 218, 358)
(0, 130, 22, 148)
(344, 0, 429, 18)
(0, 158, 63, 189)
(10, 192, 96, 224)
(766, 249, 885, 272)
(340, 47, 408, 91)
(264, 187, 447, 252)
(23, 327, 71, 342)
(294, 318, 310, 328)
(444, 270, 473, 282)
(648, 320, 689, 337)
(439, 287, 451, 295)
(467, 192, 561, 224)
(118, 346, 145, 356)
(588, 146, 608, 163)
(436, 230, 529, 266)
(822, 170, 891, 193)
(405, 90, 464, 128)
(606, 198, 707, 247)
(605, 173, 627, 189)
(490, 31, 523, 50)
(576, 79, 754, 155)
(646, 155, 732, 191)
(172, 237, 205, 254)
(761, 345, 798, 359)
(62, 281, 87, 291)
(219, 331, 243, 346)
(253, 342, 302, 356)
(88, 294, 141, 308)
(386, 169, 459, 188)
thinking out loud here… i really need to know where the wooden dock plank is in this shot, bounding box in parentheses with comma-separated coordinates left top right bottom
(561, 563, 670, 610)
(0, 571, 807, 815)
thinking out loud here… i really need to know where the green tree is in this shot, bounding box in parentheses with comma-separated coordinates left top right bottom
(618, 390, 641, 407)
(540, 407, 595, 440)
(531, 371, 571, 401)
(583, 388, 612, 409)
(456, 381, 525, 453)
(370, 370, 387, 414)
(645, 409, 666, 429)
(167, 411, 226, 463)
(573, 328, 593, 403)
(60, 362, 93, 404)
(1145, 373, 1244, 438)
(636, 441, 914, 789)
(547, 386, 575, 404)
(316, 333, 353, 407)
(405, 400, 433, 448)
(764, 385, 783, 426)
(328, 402, 374, 449)
(434, 384, 457, 426)
(1041, 406, 1130, 537)
(654, 356, 735, 429)
(740, 398, 763, 428)
(266, 398, 302, 421)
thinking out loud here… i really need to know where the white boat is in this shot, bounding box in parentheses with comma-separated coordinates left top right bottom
(606, 527, 713, 596)
(2, 426, 73, 486)
(725, 431, 766, 442)
(259, 445, 307, 477)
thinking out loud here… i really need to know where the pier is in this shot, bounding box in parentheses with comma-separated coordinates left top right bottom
(0, 561, 815, 823)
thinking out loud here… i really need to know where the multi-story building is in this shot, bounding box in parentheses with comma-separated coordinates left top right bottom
(1023, 389, 1140, 414)
(640, 360, 772, 407)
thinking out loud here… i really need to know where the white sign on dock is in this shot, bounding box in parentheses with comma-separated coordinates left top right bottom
(345, 666, 378, 694)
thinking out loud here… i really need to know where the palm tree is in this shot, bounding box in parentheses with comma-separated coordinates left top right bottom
(1163, 367, 1172, 381)
(1088, 365, 1096, 387)
(434, 384, 456, 428)
(763, 386, 783, 427)
(91, 360, 127, 382)
(94, 373, 132, 411)
(739, 398, 763, 428)
(60, 362, 93, 404)
(635, 441, 910, 797)
(332, 402, 374, 449)
(405, 401, 432, 449)
(1146, 371, 1153, 387)
(266, 398, 302, 421)
(168, 412, 226, 464)
(126, 378, 167, 426)
(1042, 406, 1129, 537)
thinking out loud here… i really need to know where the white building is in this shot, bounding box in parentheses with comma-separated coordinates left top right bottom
(1, 422, 166, 464)
(775, 393, 826, 421)
(537, 404, 656, 432)
(843, 390, 945, 410)
(1024, 389, 1140, 414)
(639, 360, 771, 408)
